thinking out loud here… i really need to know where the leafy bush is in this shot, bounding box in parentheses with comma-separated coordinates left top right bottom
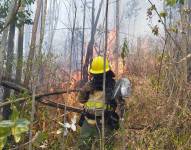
(0, 106, 30, 150)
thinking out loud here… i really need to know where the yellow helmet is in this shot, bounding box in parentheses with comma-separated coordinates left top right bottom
(89, 56, 110, 74)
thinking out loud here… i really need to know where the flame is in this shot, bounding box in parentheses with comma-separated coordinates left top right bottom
(72, 70, 81, 81)
(107, 29, 116, 51)
(103, 28, 126, 75)
(50, 88, 54, 92)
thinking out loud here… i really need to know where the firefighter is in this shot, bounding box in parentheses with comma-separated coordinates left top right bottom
(78, 56, 120, 150)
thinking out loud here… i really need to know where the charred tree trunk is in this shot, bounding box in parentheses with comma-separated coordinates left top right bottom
(24, 0, 42, 87)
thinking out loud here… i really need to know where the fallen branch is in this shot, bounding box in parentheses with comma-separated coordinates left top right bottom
(1, 80, 30, 93)
(35, 89, 80, 99)
(0, 93, 83, 113)
(0, 80, 82, 112)
(38, 99, 83, 113)
(0, 80, 80, 96)
(0, 95, 83, 113)
(0, 85, 82, 113)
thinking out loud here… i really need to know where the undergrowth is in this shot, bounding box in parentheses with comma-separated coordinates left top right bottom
(14, 72, 190, 149)
(113, 75, 191, 150)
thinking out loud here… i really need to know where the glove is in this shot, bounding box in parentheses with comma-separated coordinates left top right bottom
(78, 112, 85, 127)
(78, 82, 93, 103)
(81, 82, 92, 92)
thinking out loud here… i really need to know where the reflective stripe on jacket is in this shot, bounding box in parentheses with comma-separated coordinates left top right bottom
(84, 91, 104, 109)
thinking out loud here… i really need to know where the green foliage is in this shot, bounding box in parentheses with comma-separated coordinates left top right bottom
(121, 39, 129, 67)
(157, 53, 170, 63)
(0, 0, 34, 30)
(147, 0, 185, 38)
(12, 119, 30, 143)
(176, 0, 185, 5)
(0, 0, 10, 28)
(0, 137, 7, 150)
(166, 0, 176, 6)
(22, 0, 35, 5)
(147, 5, 156, 20)
(0, 120, 14, 136)
(152, 25, 159, 36)
(121, 39, 129, 64)
(16, 9, 33, 28)
(17, 0, 35, 27)
(33, 132, 48, 148)
(0, 106, 30, 150)
(170, 26, 178, 33)
(159, 11, 168, 18)
(10, 106, 19, 121)
(165, 0, 185, 6)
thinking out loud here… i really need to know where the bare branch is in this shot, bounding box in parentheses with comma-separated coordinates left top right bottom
(147, 0, 182, 51)
(0, 89, 82, 112)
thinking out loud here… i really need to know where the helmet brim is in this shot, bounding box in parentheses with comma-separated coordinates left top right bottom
(89, 67, 110, 74)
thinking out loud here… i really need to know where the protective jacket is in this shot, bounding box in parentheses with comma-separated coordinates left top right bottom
(78, 72, 119, 130)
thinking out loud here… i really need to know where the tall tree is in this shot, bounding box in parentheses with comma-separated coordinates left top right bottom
(15, 25, 24, 84)
(179, 2, 188, 83)
(0, 0, 21, 33)
(2, 0, 20, 119)
(81, 0, 87, 79)
(0, 29, 8, 81)
(39, 0, 47, 54)
(47, 0, 59, 52)
(82, 0, 104, 82)
(187, 0, 191, 81)
(125, 0, 140, 44)
(0, 0, 21, 81)
(24, 0, 42, 87)
(114, 0, 120, 76)
(15, 0, 35, 84)
(36, 0, 47, 85)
